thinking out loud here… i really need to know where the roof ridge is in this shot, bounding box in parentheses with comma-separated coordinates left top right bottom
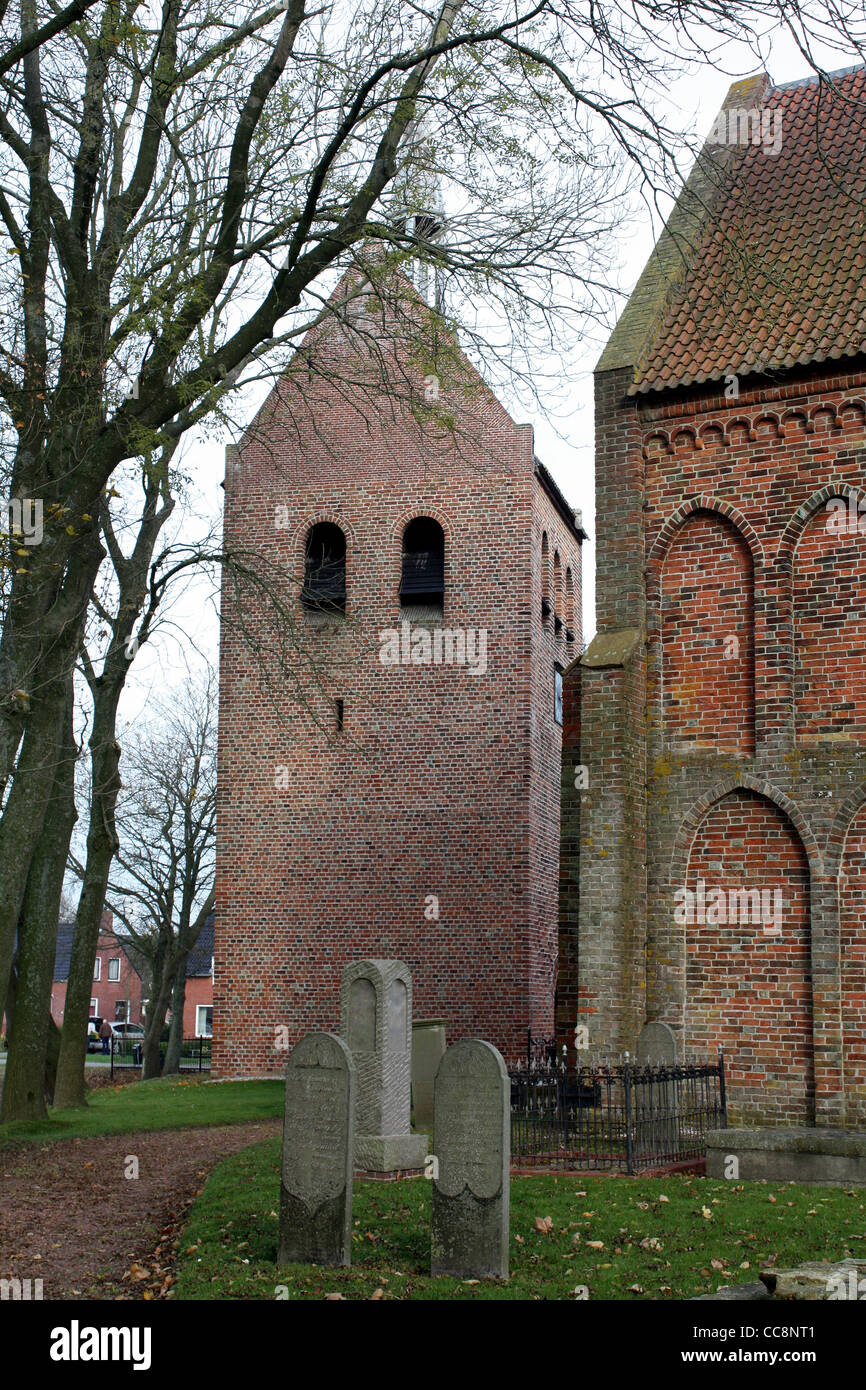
(773, 62, 866, 93)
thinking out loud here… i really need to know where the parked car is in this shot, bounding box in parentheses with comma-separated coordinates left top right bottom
(111, 1022, 144, 1039)
(87, 1018, 143, 1052)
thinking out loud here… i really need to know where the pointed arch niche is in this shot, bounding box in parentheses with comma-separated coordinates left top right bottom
(839, 799, 866, 1122)
(653, 507, 755, 752)
(680, 787, 814, 1124)
(792, 491, 866, 741)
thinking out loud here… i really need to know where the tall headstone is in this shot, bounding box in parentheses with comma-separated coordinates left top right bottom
(635, 1021, 679, 1161)
(431, 1039, 509, 1280)
(279, 1032, 355, 1266)
(637, 1022, 678, 1063)
(412, 1018, 447, 1134)
(341, 959, 428, 1174)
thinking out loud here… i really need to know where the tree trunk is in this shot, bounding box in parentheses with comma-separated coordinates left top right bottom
(0, 701, 66, 1031)
(163, 964, 190, 1075)
(141, 954, 173, 1081)
(54, 731, 122, 1109)
(1, 685, 77, 1123)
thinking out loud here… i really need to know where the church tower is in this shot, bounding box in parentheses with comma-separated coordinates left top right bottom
(214, 269, 584, 1076)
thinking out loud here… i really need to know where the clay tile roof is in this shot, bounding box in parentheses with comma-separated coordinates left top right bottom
(611, 66, 866, 394)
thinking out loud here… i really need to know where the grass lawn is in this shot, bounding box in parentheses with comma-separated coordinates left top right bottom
(0, 1076, 284, 1147)
(175, 1136, 866, 1300)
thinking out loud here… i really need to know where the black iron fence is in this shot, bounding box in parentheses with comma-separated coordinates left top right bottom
(109, 1035, 212, 1077)
(509, 1051, 726, 1173)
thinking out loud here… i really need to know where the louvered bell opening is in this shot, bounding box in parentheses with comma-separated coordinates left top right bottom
(400, 517, 445, 605)
(302, 523, 346, 614)
(400, 548, 444, 602)
(566, 627, 575, 644)
(554, 614, 563, 635)
(541, 597, 552, 620)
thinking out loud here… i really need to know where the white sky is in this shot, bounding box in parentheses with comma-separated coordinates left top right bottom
(117, 22, 859, 728)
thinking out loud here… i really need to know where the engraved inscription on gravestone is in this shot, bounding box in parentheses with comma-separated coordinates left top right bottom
(279, 1032, 355, 1267)
(387, 978, 407, 1053)
(431, 1038, 509, 1281)
(347, 977, 376, 1054)
(340, 959, 428, 1174)
(635, 1020, 679, 1159)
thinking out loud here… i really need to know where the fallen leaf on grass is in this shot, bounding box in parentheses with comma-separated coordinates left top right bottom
(324, 1293, 346, 1301)
(370, 1288, 384, 1300)
(587, 1240, 604, 1251)
(535, 1216, 553, 1234)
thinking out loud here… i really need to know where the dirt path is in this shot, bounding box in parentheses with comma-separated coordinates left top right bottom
(0, 1120, 280, 1300)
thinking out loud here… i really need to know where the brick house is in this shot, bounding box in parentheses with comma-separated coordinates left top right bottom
(50, 912, 214, 1037)
(51, 913, 144, 1026)
(183, 912, 214, 1037)
(215, 270, 584, 1076)
(559, 66, 866, 1125)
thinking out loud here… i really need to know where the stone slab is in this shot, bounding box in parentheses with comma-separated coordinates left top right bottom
(354, 1132, 428, 1172)
(412, 1019, 446, 1134)
(278, 1032, 355, 1267)
(431, 1039, 509, 1280)
(706, 1127, 866, 1185)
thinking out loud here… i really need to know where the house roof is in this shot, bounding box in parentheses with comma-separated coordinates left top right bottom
(534, 458, 588, 541)
(186, 912, 214, 977)
(598, 66, 866, 394)
(52, 916, 212, 982)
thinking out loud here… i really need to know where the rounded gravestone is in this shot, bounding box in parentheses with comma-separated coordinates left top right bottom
(279, 1031, 355, 1267)
(431, 1038, 509, 1280)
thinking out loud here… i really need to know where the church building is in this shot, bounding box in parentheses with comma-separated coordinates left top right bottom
(559, 66, 866, 1126)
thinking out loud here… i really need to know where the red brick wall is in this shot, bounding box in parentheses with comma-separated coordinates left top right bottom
(573, 360, 866, 1122)
(794, 501, 866, 740)
(216, 295, 582, 1075)
(183, 976, 213, 1036)
(684, 789, 813, 1124)
(840, 803, 866, 1123)
(660, 509, 754, 752)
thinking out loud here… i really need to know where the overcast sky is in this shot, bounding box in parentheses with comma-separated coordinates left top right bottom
(118, 22, 859, 726)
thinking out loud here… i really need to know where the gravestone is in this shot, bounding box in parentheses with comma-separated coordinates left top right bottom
(637, 1022, 678, 1063)
(340, 959, 428, 1174)
(431, 1038, 509, 1280)
(635, 1021, 679, 1160)
(279, 1031, 355, 1266)
(412, 1019, 446, 1133)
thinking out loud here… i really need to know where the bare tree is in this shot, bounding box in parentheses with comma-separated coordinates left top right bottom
(0, 0, 864, 1119)
(102, 669, 216, 1080)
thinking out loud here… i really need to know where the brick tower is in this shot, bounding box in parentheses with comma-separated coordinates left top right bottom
(215, 272, 584, 1076)
(559, 66, 866, 1126)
